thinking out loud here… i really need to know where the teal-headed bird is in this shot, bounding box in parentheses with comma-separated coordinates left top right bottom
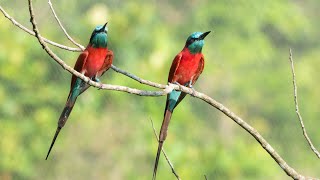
(46, 22, 114, 160)
(153, 31, 211, 179)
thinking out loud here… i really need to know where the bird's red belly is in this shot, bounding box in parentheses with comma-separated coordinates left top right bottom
(85, 48, 108, 77)
(174, 57, 201, 85)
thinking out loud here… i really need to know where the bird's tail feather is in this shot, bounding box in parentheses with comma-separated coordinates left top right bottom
(46, 78, 83, 160)
(153, 110, 172, 180)
(45, 96, 77, 160)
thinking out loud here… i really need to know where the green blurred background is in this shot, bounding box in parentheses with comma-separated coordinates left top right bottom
(1, 0, 320, 179)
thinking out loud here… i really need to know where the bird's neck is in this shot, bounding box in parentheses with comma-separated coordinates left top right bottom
(87, 44, 108, 50)
(90, 34, 108, 48)
(183, 47, 201, 55)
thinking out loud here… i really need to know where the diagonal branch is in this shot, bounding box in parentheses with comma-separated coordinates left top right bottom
(111, 64, 167, 89)
(48, 0, 85, 50)
(150, 118, 181, 180)
(289, 48, 320, 158)
(12, 1, 319, 179)
(0, 5, 82, 52)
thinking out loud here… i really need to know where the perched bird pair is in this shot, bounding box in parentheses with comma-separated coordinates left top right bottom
(45, 22, 211, 180)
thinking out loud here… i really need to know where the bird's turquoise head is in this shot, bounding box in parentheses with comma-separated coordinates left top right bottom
(185, 31, 211, 54)
(89, 22, 108, 48)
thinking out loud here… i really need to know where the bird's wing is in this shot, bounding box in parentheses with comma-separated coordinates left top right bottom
(71, 50, 89, 89)
(97, 50, 114, 77)
(168, 52, 183, 83)
(192, 55, 205, 85)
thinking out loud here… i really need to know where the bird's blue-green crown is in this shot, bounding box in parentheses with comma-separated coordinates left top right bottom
(185, 31, 211, 54)
(89, 23, 108, 48)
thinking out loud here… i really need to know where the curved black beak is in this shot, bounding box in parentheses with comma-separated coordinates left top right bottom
(199, 31, 211, 40)
(102, 22, 108, 31)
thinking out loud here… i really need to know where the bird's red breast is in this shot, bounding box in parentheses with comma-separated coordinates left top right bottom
(83, 46, 109, 77)
(71, 45, 113, 89)
(168, 47, 204, 85)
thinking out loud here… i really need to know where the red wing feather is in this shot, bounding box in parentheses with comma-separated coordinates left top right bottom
(168, 53, 182, 83)
(192, 55, 205, 85)
(71, 50, 89, 89)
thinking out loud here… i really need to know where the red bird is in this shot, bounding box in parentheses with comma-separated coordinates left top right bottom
(153, 31, 211, 179)
(46, 22, 114, 160)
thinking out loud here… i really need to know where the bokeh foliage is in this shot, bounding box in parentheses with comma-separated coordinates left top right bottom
(0, 0, 320, 179)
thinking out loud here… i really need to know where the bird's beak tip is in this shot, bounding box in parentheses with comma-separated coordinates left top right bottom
(200, 31, 211, 39)
(102, 22, 108, 30)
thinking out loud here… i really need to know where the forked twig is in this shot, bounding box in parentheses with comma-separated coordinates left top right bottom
(289, 48, 320, 158)
(48, 0, 85, 50)
(0, 5, 81, 52)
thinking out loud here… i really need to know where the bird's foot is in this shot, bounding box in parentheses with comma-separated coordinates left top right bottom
(187, 84, 196, 97)
(92, 77, 103, 90)
(172, 81, 181, 86)
(184, 82, 196, 96)
(190, 87, 196, 97)
(92, 77, 100, 83)
(171, 82, 182, 89)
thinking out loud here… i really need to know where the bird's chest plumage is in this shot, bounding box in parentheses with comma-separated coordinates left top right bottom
(85, 47, 108, 77)
(175, 53, 202, 85)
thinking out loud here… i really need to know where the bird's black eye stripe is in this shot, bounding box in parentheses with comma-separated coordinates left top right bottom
(186, 37, 200, 46)
(96, 27, 106, 33)
(191, 37, 200, 42)
(188, 38, 198, 44)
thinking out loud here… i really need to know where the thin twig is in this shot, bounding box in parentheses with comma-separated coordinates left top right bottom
(19, 1, 319, 179)
(48, 0, 85, 50)
(111, 65, 167, 89)
(289, 48, 320, 158)
(150, 118, 181, 180)
(0, 5, 81, 52)
(204, 175, 208, 180)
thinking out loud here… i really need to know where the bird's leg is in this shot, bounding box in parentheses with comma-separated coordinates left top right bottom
(91, 76, 104, 90)
(172, 81, 181, 86)
(171, 81, 184, 92)
(186, 81, 196, 97)
(92, 76, 100, 83)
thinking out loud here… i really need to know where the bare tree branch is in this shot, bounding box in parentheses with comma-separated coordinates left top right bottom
(0, 5, 82, 52)
(111, 64, 167, 89)
(289, 48, 320, 159)
(47, 0, 85, 50)
(0, 1, 314, 179)
(150, 118, 181, 180)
